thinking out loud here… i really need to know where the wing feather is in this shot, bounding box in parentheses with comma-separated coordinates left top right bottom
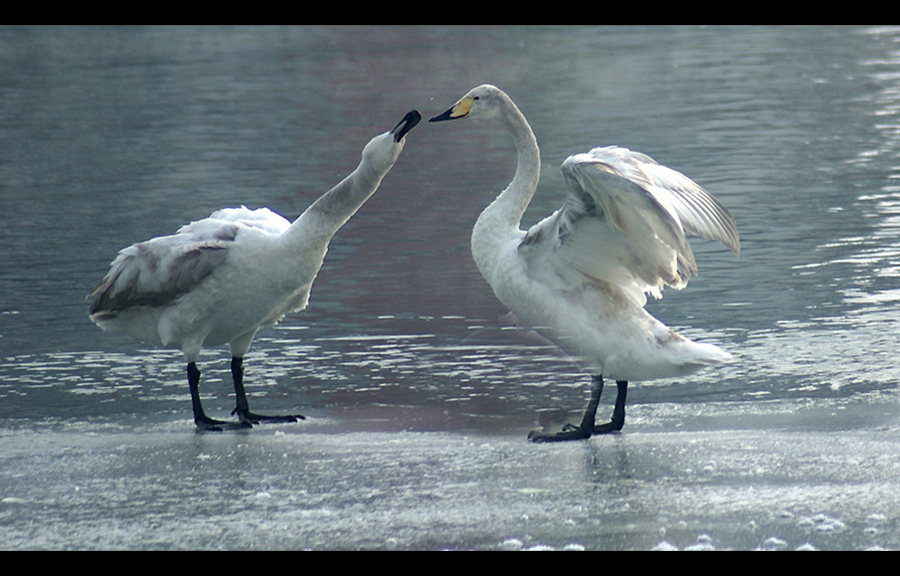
(520, 146, 738, 305)
(88, 237, 229, 317)
(88, 206, 289, 318)
(577, 147, 739, 254)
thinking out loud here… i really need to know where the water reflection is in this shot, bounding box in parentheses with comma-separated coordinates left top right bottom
(829, 28, 900, 317)
(1, 25, 898, 423)
(3, 27, 900, 551)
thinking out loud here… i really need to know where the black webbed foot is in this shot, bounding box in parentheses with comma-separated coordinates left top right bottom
(527, 425, 592, 443)
(526, 377, 627, 443)
(194, 414, 253, 432)
(232, 408, 305, 426)
(229, 357, 305, 427)
(592, 419, 624, 434)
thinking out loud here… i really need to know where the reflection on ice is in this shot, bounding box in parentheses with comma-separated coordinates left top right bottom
(3, 25, 900, 550)
(2, 308, 898, 551)
(2, 308, 896, 434)
(1, 417, 897, 550)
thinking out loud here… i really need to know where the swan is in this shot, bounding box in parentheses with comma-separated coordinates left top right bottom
(88, 110, 421, 431)
(430, 85, 739, 443)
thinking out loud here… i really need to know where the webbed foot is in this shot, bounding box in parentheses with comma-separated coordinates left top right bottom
(232, 408, 305, 426)
(194, 415, 253, 432)
(527, 424, 592, 443)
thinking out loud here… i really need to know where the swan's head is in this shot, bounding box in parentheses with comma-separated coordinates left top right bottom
(361, 110, 421, 169)
(429, 84, 509, 123)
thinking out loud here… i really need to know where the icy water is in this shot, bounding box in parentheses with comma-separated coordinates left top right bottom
(1, 25, 899, 550)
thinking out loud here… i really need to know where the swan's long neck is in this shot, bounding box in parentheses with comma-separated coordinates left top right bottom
(480, 96, 540, 232)
(284, 139, 395, 250)
(470, 95, 541, 290)
(305, 164, 383, 231)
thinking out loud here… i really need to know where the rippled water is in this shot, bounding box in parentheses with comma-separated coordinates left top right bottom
(1, 25, 898, 550)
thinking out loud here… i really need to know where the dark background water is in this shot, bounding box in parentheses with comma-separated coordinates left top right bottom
(0, 25, 898, 550)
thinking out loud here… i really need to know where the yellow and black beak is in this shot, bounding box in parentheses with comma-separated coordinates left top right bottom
(429, 96, 474, 123)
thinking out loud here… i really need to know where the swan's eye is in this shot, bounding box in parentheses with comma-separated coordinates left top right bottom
(473, 96, 480, 100)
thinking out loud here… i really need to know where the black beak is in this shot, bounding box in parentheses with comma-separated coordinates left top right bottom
(391, 110, 421, 142)
(429, 108, 456, 123)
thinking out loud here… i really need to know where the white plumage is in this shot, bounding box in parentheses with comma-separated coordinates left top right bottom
(89, 111, 421, 430)
(430, 85, 738, 442)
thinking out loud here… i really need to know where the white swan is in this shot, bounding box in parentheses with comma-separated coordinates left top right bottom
(430, 85, 739, 443)
(89, 110, 421, 431)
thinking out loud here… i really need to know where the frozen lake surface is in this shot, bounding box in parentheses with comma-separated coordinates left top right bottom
(1, 25, 899, 550)
(1, 389, 898, 550)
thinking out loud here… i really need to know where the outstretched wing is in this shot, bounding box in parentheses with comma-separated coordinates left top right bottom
(573, 146, 739, 255)
(521, 146, 738, 305)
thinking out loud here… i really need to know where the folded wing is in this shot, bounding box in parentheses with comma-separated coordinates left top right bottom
(88, 207, 291, 318)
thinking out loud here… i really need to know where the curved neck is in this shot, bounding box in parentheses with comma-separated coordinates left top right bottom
(487, 95, 541, 229)
(284, 158, 386, 251)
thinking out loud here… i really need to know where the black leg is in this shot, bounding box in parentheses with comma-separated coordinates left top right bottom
(229, 356, 304, 426)
(528, 374, 605, 443)
(188, 362, 247, 432)
(593, 380, 627, 434)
